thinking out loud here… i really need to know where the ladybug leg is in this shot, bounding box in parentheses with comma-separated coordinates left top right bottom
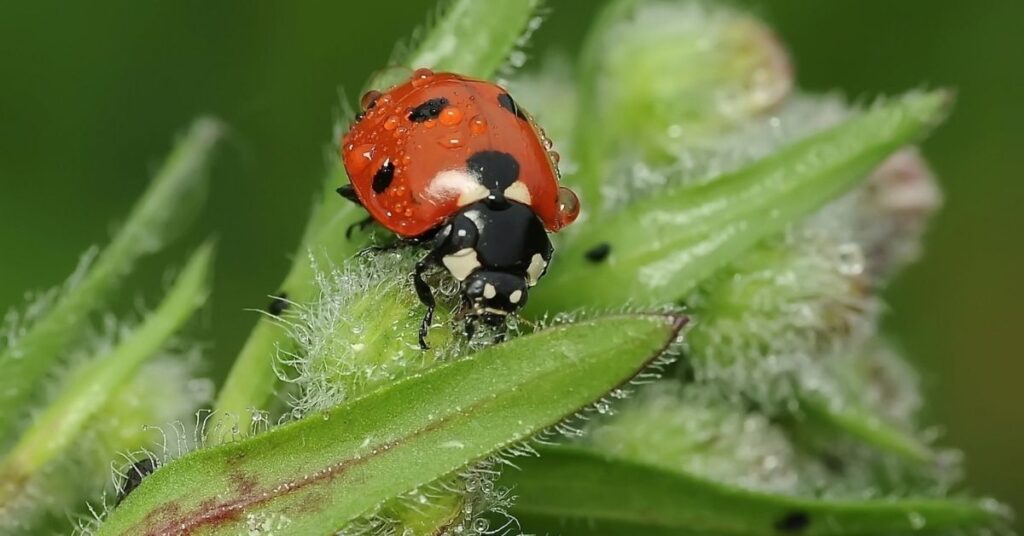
(493, 322, 508, 344)
(345, 215, 375, 239)
(117, 457, 157, 505)
(413, 255, 438, 350)
(411, 225, 457, 349)
(356, 238, 405, 257)
(336, 184, 362, 206)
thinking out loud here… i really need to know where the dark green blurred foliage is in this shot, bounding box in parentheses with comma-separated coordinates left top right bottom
(0, 0, 1020, 525)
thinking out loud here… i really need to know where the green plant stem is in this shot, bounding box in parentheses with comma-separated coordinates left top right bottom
(0, 243, 213, 507)
(0, 118, 221, 446)
(212, 0, 544, 430)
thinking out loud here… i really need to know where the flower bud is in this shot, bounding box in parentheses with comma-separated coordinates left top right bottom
(286, 251, 461, 417)
(684, 228, 878, 408)
(577, 0, 793, 180)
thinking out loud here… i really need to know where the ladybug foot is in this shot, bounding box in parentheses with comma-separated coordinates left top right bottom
(418, 306, 434, 350)
(345, 215, 375, 239)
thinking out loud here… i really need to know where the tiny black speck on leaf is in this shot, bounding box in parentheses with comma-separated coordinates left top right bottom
(774, 511, 811, 533)
(584, 243, 612, 263)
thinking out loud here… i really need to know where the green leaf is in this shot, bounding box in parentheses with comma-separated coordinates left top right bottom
(504, 446, 1009, 536)
(212, 0, 545, 424)
(0, 118, 222, 444)
(797, 393, 936, 466)
(0, 244, 214, 512)
(530, 91, 951, 314)
(99, 314, 684, 535)
(395, 0, 544, 86)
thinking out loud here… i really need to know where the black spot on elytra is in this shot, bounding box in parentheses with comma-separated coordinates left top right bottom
(467, 151, 520, 195)
(497, 92, 528, 120)
(268, 293, 289, 316)
(117, 458, 156, 505)
(774, 511, 811, 533)
(584, 243, 611, 263)
(372, 160, 395, 194)
(408, 97, 449, 122)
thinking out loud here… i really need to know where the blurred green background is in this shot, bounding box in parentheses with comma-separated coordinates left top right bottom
(1, 0, 1020, 522)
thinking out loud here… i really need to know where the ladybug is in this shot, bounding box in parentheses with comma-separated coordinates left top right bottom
(338, 69, 580, 348)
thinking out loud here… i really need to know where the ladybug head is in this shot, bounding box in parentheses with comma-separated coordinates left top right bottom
(462, 270, 529, 318)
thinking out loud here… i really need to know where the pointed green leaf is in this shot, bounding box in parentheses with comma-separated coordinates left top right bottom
(99, 314, 684, 535)
(504, 446, 1009, 536)
(0, 119, 222, 444)
(797, 393, 935, 466)
(397, 0, 544, 85)
(531, 91, 951, 314)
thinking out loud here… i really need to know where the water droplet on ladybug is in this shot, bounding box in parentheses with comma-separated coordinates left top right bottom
(440, 137, 463, 148)
(548, 150, 561, 165)
(469, 115, 488, 135)
(383, 116, 400, 131)
(360, 90, 382, 110)
(439, 106, 464, 126)
(411, 68, 434, 87)
(343, 144, 375, 173)
(393, 126, 409, 138)
(542, 137, 554, 150)
(424, 119, 437, 129)
(556, 186, 580, 227)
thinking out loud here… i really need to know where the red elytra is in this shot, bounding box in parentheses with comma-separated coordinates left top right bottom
(340, 70, 579, 239)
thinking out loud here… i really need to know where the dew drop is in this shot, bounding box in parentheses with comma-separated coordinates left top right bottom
(360, 90, 382, 110)
(547, 150, 561, 165)
(411, 68, 434, 87)
(439, 106, 464, 126)
(469, 115, 487, 135)
(556, 186, 581, 228)
(836, 242, 865, 276)
(440, 137, 463, 148)
(383, 116, 400, 131)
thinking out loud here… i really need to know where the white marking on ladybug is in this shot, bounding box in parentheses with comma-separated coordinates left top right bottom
(464, 209, 486, 232)
(482, 307, 510, 316)
(483, 284, 497, 299)
(509, 289, 523, 304)
(424, 169, 489, 207)
(442, 248, 481, 281)
(504, 181, 532, 205)
(526, 254, 547, 286)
